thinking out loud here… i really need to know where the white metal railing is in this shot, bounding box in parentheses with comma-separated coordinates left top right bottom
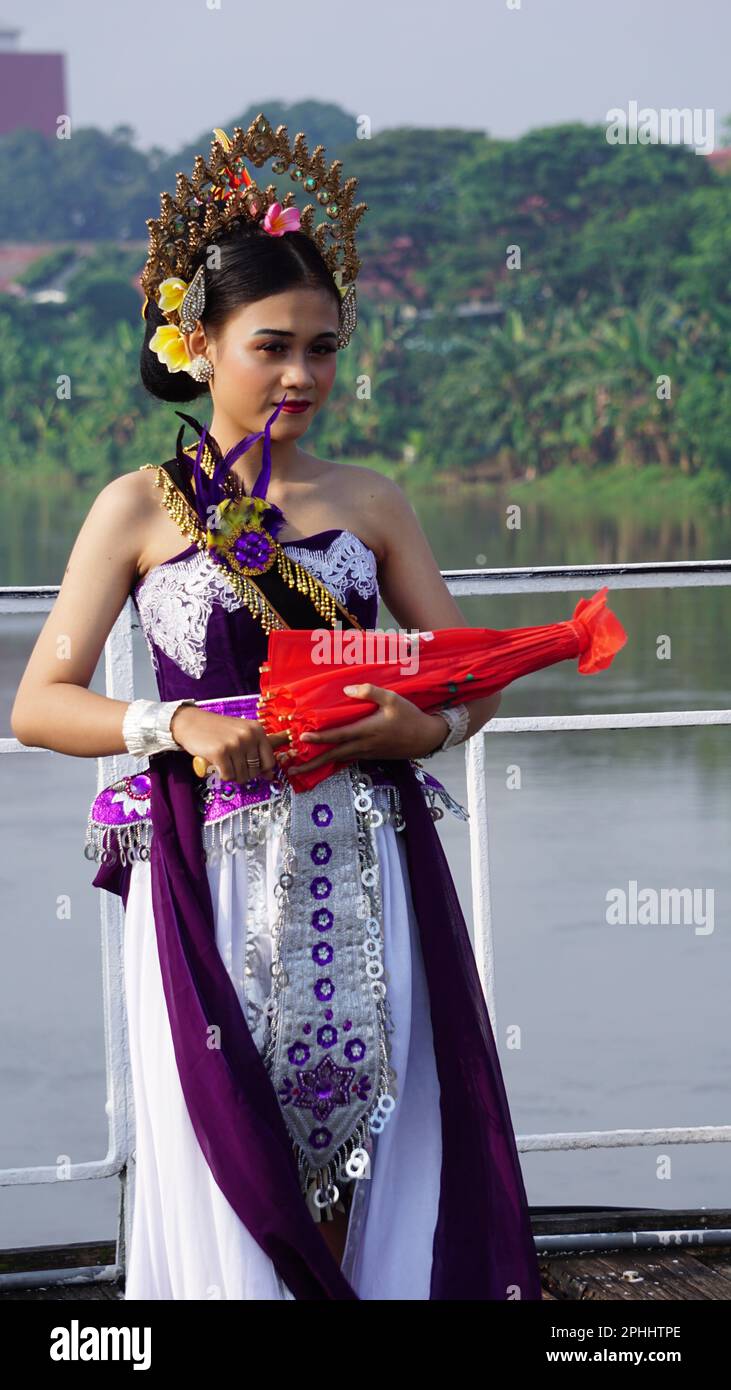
(1, 585, 138, 1288)
(455, 560, 731, 1170)
(1, 556, 730, 1284)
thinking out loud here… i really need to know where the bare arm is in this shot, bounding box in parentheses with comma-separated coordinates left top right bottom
(375, 476, 501, 742)
(10, 473, 159, 756)
(11, 472, 290, 782)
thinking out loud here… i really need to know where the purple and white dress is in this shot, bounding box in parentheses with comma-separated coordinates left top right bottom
(87, 525, 542, 1302)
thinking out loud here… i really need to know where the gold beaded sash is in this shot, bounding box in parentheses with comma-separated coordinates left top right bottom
(140, 450, 365, 638)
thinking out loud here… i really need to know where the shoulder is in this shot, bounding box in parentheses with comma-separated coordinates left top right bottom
(93, 467, 159, 508)
(342, 466, 423, 556)
(309, 456, 416, 564)
(317, 456, 400, 496)
(75, 470, 164, 574)
(335, 462, 416, 523)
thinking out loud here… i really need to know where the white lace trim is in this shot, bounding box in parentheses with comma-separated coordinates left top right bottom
(134, 530, 379, 679)
(281, 530, 378, 605)
(135, 552, 245, 679)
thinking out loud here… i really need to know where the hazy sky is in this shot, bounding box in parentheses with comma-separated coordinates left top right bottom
(4, 0, 730, 152)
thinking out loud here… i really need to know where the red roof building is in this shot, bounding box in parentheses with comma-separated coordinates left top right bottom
(0, 26, 67, 139)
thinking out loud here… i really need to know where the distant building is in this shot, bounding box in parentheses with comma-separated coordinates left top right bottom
(0, 25, 67, 139)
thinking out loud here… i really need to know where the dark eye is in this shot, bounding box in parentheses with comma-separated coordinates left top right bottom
(259, 342, 336, 355)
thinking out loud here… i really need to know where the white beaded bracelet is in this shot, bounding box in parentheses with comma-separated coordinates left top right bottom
(122, 697, 196, 760)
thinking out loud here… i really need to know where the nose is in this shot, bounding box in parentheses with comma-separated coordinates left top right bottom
(281, 354, 317, 387)
(280, 373, 315, 395)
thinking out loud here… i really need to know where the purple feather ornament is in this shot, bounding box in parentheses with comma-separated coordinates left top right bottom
(173, 396, 289, 538)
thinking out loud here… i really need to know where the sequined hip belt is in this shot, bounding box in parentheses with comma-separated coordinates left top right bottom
(84, 691, 468, 869)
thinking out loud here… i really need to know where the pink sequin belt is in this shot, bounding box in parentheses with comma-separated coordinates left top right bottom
(84, 693, 468, 869)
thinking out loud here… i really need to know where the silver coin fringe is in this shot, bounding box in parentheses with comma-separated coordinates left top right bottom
(412, 764, 470, 822)
(84, 817, 153, 867)
(83, 761, 466, 871)
(201, 780, 404, 867)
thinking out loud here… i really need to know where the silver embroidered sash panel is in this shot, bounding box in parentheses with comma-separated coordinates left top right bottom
(260, 766, 398, 1213)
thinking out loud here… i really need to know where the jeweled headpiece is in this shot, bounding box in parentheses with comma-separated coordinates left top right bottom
(141, 111, 367, 376)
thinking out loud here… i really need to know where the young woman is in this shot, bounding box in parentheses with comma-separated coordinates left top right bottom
(11, 118, 543, 1301)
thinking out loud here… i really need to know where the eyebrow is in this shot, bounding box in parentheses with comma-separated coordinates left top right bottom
(250, 328, 338, 340)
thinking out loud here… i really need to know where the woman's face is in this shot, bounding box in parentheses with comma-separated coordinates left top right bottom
(190, 285, 340, 440)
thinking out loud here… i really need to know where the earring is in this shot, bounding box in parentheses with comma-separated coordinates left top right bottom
(186, 355, 214, 383)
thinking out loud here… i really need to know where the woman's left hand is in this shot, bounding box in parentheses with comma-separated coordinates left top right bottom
(285, 683, 447, 774)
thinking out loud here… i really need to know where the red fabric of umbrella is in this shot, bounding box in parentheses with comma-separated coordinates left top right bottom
(257, 586, 627, 792)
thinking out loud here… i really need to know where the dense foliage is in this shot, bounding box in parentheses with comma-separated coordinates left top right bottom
(1, 107, 729, 488)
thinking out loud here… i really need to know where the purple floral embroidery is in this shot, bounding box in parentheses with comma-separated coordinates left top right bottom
(316, 1024, 338, 1049)
(287, 1040, 311, 1065)
(111, 776, 151, 819)
(303, 1023, 312, 1035)
(343, 1019, 352, 1031)
(311, 908, 334, 931)
(310, 876, 332, 899)
(312, 943, 334, 966)
(310, 1126, 333, 1149)
(278, 1076, 295, 1105)
(314, 977, 335, 1001)
(344, 1037, 366, 1063)
(353, 1074, 372, 1101)
(296, 1057, 355, 1122)
(324, 1008, 333, 1020)
(310, 841, 332, 865)
(312, 804, 333, 827)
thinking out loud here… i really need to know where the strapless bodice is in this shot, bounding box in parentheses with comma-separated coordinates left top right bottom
(131, 528, 380, 700)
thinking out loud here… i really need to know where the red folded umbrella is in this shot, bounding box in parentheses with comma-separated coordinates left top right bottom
(257, 586, 627, 792)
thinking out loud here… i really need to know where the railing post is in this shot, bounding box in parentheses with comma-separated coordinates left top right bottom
(98, 597, 138, 1281)
(465, 732, 497, 1032)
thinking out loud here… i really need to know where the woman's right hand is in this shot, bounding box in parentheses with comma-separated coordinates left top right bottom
(169, 706, 289, 785)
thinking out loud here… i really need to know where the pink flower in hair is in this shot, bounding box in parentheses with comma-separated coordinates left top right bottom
(262, 201, 301, 236)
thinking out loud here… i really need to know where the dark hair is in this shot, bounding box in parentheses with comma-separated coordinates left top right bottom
(139, 220, 342, 403)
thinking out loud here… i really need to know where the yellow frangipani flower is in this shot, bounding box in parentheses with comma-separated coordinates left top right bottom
(157, 277, 189, 315)
(149, 323, 190, 373)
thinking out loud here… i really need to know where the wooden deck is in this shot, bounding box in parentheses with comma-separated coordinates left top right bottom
(2, 1210, 730, 1300)
(535, 1206, 731, 1301)
(0, 1241, 124, 1300)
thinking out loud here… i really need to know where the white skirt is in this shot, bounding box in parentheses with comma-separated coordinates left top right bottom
(122, 815, 443, 1300)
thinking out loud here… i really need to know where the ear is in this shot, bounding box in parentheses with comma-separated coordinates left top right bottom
(183, 322, 209, 359)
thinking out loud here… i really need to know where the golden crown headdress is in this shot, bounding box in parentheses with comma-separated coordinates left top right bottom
(141, 111, 367, 375)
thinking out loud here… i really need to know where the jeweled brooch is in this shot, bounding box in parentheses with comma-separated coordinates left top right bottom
(206, 493, 278, 577)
